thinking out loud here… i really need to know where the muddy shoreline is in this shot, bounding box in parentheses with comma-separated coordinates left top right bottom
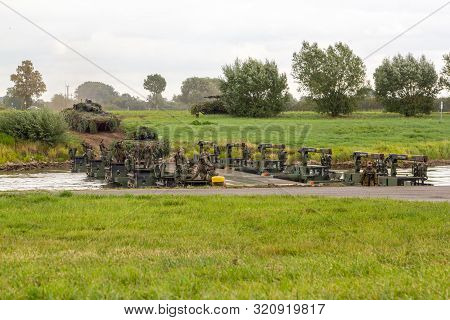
(1, 159, 449, 172)
(0, 161, 71, 172)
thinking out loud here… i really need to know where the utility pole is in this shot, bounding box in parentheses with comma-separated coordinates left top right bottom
(65, 84, 70, 109)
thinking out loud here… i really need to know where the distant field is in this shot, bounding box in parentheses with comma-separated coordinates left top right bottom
(0, 111, 448, 164)
(116, 111, 450, 161)
(0, 193, 448, 299)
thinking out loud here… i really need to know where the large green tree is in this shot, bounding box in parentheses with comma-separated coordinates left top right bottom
(9, 60, 46, 109)
(143, 74, 166, 108)
(75, 82, 118, 105)
(292, 42, 366, 117)
(441, 53, 450, 90)
(374, 54, 440, 116)
(177, 77, 221, 104)
(220, 58, 288, 117)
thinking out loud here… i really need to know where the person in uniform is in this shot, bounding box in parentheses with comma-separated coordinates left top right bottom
(81, 141, 95, 162)
(241, 143, 250, 166)
(192, 151, 216, 180)
(360, 161, 377, 186)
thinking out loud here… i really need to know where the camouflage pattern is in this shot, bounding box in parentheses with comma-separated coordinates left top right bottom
(360, 162, 377, 186)
(192, 151, 217, 181)
(62, 100, 120, 133)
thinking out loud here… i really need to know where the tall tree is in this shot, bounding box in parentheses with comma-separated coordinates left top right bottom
(143, 74, 166, 108)
(9, 60, 46, 109)
(374, 54, 440, 116)
(441, 53, 450, 90)
(177, 77, 221, 104)
(292, 41, 366, 116)
(220, 58, 288, 117)
(74, 82, 118, 104)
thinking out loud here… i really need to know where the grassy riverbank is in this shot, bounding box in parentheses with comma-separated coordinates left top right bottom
(0, 193, 448, 299)
(0, 111, 449, 165)
(0, 133, 69, 165)
(116, 111, 450, 161)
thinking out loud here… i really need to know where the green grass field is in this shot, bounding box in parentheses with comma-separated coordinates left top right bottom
(116, 111, 450, 161)
(0, 193, 448, 299)
(0, 111, 448, 165)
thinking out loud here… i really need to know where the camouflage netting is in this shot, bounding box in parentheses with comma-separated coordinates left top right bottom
(110, 138, 170, 162)
(129, 126, 159, 141)
(62, 100, 120, 133)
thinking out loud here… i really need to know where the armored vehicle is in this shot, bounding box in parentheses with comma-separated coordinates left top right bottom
(62, 100, 120, 134)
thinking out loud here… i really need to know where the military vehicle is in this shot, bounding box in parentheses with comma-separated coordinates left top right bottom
(378, 154, 429, 186)
(62, 99, 120, 134)
(344, 152, 388, 185)
(194, 141, 221, 165)
(86, 160, 106, 179)
(68, 148, 87, 173)
(219, 143, 251, 169)
(240, 143, 287, 174)
(274, 147, 333, 183)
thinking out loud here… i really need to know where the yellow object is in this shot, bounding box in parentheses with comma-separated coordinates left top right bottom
(211, 176, 226, 186)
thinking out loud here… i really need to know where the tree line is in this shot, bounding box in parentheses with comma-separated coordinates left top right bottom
(1, 43, 449, 117)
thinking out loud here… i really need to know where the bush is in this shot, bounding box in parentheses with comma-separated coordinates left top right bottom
(129, 126, 158, 140)
(190, 100, 228, 115)
(0, 109, 67, 144)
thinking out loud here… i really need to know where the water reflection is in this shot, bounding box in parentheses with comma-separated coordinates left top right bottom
(0, 170, 105, 191)
(0, 166, 449, 191)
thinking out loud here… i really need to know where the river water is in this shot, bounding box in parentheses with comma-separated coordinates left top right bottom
(0, 166, 449, 191)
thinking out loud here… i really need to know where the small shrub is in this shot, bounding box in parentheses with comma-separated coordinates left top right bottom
(129, 126, 158, 140)
(0, 109, 68, 144)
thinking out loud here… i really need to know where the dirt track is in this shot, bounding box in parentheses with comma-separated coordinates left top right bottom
(75, 186, 450, 202)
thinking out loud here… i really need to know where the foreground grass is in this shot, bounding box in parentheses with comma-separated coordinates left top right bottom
(0, 193, 448, 299)
(116, 111, 450, 161)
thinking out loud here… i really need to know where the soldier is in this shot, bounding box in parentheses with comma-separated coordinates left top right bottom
(99, 140, 108, 159)
(113, 141, 126, 163)
(192, 151, 216, 180)
(355, 156, 362, 173)
(360, 161, 377, 186)
(212, 144, 221, 164)
(81, 141, 95, 161)
(321, 153, 332, 168)
(413, 161, 428, 178)
(174, 148, 189, 180)
(68, 148, 77, 160)
(278, 148, 288, 170)
(241, 143, 250, 166)
(142, 143, 155, 168)
(124, 150, 136, 173)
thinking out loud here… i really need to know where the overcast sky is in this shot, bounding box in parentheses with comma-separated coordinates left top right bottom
(0, 0, 449, 101)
